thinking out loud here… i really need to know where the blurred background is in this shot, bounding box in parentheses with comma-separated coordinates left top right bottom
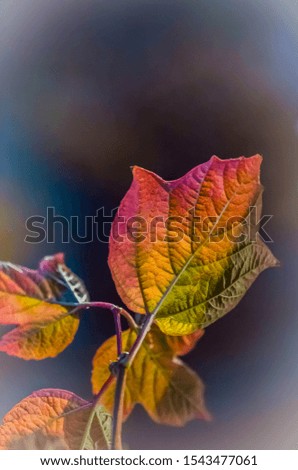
(0, 0, 297, 449)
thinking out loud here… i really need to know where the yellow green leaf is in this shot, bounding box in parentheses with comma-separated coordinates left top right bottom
(92, 325, 210, 426)
(108, 155, 278, 335)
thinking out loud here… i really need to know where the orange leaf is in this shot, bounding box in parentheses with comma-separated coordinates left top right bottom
(0, 315, 80, 360)
(0, 254, 88, 359)
(108, 155, 278, 335)
(92, 325, 210, 426)
(0, 389, 111, 450)
(164, 329, 204, 356)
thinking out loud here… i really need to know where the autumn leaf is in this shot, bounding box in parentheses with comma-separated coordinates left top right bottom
(0, 389, 112, 450)
(109, 155, 278, 335)
(92, 325, 210, 426)
(0, 315, 80, 360)
(0, 253, 88, 359)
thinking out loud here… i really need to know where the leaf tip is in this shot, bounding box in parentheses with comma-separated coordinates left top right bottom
(130, 165, 145, 173)
(211, 153, 263, 164)
(272, 256, 281, 268)
(199, 409, 213, 422)
(130, 165, 149, 177)
(39, 253, 65, 274)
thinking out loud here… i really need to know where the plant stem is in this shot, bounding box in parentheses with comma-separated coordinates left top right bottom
(84, 302, 137, 329)
(55, 300, 137, 329)
(58, 299, 149, 450)
(124, 313, 154, 367)
(113, 310, 122, 356)
(111, 365, 127, 450)
(94, 374, 114, 403)
(85, 301, 120, 311)
(117, 307, 138, 330)
(111, 313, 154, 449)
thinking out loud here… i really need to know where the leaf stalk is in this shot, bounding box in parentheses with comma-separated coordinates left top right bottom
(111, 313, 154, 449)
(111, 365, 126, 450)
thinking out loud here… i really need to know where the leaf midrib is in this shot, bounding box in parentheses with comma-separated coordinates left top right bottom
(149, 185, 241, 319)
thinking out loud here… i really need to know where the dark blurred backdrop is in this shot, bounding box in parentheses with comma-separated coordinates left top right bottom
(0, 0, 297, 449)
